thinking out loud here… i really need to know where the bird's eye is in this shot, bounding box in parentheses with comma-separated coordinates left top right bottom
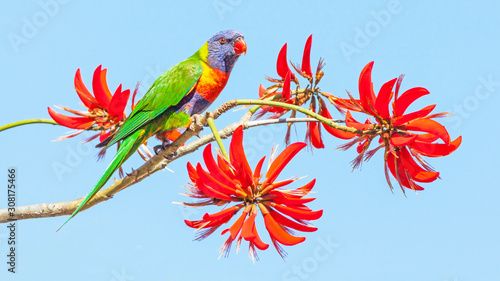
(219, 38, 226, 44)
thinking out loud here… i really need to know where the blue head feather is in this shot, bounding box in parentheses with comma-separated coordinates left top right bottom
(206, 29, 245, 73)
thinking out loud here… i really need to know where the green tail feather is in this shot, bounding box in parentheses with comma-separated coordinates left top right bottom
(57, 130, 145, 231)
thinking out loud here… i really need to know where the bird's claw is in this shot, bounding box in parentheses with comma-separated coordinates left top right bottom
(154, 139, 171, 155)
(190, 114, 206, 132)
(164, 151, 178, 160)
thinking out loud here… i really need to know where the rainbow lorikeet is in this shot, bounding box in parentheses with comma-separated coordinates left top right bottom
(58, 29, 247, 230)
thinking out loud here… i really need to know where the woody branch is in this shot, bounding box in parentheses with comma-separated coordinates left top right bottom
(0, 98, 370, 224)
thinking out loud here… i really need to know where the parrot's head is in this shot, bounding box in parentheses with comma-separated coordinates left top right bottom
(206, 29, 247, 74)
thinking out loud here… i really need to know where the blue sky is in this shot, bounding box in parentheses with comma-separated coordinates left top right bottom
(1, 0, 499, 280)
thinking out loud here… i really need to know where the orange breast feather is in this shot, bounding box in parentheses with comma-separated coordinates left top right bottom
(195, 63, 230, 103)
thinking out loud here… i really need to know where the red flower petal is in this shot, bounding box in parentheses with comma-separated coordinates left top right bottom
(217, 153, 236, 179)
(263, 212, 305, 246)
(415, 133, 440, 143)
(400, 147, 440, 183)
(250, 223, 269, 250)
(258, 84, 266, 98)
(270, 210, 318, 232)
(184, 219, 200, 228)
(266, 179, 296, 191)
(229, 126, 254, 187)
(196, 164, 240, 197)
(296, 179, 316, 196)
(358, 61, 377, 115)
(48, 107, 95, 129)
(386, 152, 424, 190)
(100, 69, 113, 100)
(374, 78, 396, 119)
(203, 204, 243, 222)
(309, 119, 325, 149)
(345, 111, 372, 130)
(282, 71, 291, 100)
(357, 139, 369, 153)
(253, 156, 266, 181)
(301, 35, 313, 78)
(241, 211, 257, 241)
(392, 104, 436, 127)
(328, 94, 363, 113)
(268, 97, 295, 114)
(264, 142, 307, 185)
(222, 209, 248, 240)
(393, 87, 430, 116)
(410, 136, 462, 157)
(99, 131, 111, 142)
(203, 144, 238, 188)
(187, 162, 198, 181)
(404, 118, 450, 145)
(390, 133, 418, 147)
(394, 74, 405, 100)
(319, 106, 356, 139)
(195, 164, 232, 201)
(270, 203, 323, 220)
(270, 195, 315, 206)
(92, 65, 112, 109)
(74, 68, 98, 109)
(108, 85, 130, 121)
(277, 44, 295, 80)
(184, 215, 233, 229)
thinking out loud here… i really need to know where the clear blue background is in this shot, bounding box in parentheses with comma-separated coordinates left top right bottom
(1, 1, 498, 280)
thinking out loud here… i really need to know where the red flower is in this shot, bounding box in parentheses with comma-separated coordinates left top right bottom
(282, 71, 292, 100)
(301, 35, 313, 78)
(48, 65, 132, 142)
(258, 35, 329, 149)
(255, 79, 300, 119)
(183, 126, 322, 261)
(324, 62, 462, 193)
(292, 35, 313, 80)
(306, 96, 324, 149)
(259, 42, 299, 117)
(318, 98, 356, 140)
(276, 43, 295, 81)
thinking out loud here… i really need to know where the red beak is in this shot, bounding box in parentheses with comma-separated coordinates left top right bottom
(233, 37, 247, 56)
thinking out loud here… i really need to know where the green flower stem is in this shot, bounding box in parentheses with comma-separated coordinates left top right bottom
(206, 117, 229, 160)
(247, 88, 311, 115)
(0, 118, 58, 132)
(248, 95, 280, 114)
(235, 99, 369, 135)
(249, 104, 263, 114)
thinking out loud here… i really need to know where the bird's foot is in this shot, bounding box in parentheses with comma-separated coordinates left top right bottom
(189, 114, 206, 133)
(163, 151, 178, 160)
(154, 139, 171, 155)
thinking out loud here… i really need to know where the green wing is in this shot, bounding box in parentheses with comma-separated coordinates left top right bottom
(57, 57, 204, 231)
(106, 57, 203, 147)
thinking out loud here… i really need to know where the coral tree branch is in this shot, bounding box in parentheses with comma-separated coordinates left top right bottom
(0, 99, 348, 224)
